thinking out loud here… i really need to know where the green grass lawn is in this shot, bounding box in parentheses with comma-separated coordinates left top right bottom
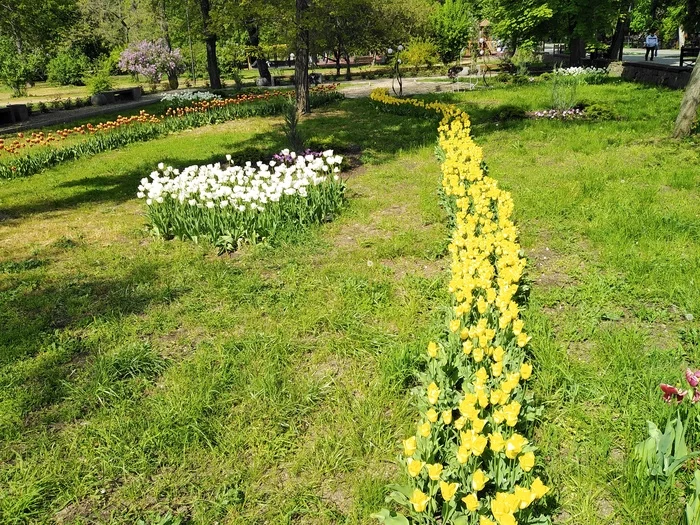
(0, 81, 699, 524)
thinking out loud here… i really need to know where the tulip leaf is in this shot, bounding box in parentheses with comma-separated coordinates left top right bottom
(675, 417, 689, 459)
(370, 509, 409, 525)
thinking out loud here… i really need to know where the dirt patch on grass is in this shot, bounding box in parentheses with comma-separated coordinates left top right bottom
(54, 499, 95, 524)
(527, 244, 574, 288)
(567, 340, 595, 363)
(320, 480, 353, 515)
(333, 222, 392, 249)
(380, 257, 445, 280)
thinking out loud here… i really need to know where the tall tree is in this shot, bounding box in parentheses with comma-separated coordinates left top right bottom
(295, 0, 310, 113)
(674, 54, 700, 138)
(0, 0, 78, 52)
(199, 0, 222, 88)
(152, 0, 180, 88)
(431, 0, 477, 64)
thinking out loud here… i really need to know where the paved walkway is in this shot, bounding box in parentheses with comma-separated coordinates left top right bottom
(0, 94, 163, 134)
(339, 77, 466, 98)
(622, 47, 687, 67)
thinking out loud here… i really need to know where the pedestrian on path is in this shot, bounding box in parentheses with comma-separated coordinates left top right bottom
(645, 31, 659, 61)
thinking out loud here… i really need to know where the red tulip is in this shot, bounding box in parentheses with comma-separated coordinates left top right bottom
(660, 384, 688, 404)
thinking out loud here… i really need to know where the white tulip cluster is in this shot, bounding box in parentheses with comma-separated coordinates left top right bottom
(555, 66, 608, 77)
(161, 90, 222, 104)
(137, 150, 343, 213)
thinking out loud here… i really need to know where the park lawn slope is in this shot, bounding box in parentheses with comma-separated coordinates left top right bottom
(0, 102, 448, 524)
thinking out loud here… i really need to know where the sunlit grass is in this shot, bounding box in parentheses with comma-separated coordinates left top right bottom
(0, 81, 699, 524)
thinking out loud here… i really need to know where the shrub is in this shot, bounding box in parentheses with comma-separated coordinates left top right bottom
(403, 38, 440, 72)
(494, 104, 527, 121)
(47, 50, 91, 86)
(583, 103, 619, 121)
(85, 60, 114, 95)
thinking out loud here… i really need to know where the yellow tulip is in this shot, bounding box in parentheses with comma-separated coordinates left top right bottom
(518, 451, 535, 472)
(409, 488, 431, 512)
(489, 432, 505, 452)
(403, 436, 417, 456)
(456, 444, 470, 463)
(418, 422, 431, 438)
(471, 468, 488, 491)
(440, 481, 459, 501)
(427, 463, 443, 480)
(407, 457, 424, 477)
(505, 434, 528, 459)
(531, 477, 549, 499)
(427, 382, 440, 405)
(462, 493, 479, 512)
(514, 485, 534, 509)
(426, 408, 438, 423)
(520, 362, 533, 380)
(427, 341, 439, 358)
(442, 409, 453, 424)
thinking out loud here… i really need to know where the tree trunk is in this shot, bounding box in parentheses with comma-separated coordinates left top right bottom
(156, 0, 179, 89)
(295, 0, 310, 114)
(334, 49, 341, 76)
(609, 2, 633, 61)
(205, 36, 222, 89)
(246, 22, 271, 85)
(569, 37, 585, 66)
(609, 17, 625, 60)
(673, 54, 700, 138)
(344, 52, 351, 80)
(199, 0, 221, 89)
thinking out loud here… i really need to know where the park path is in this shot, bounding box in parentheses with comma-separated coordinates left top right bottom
(0, 94, 163, 134)
(339, 78, 460, 98)
(0, 79, 461, 135)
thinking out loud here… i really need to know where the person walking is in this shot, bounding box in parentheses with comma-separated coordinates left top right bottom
(645, 31, 659, 61)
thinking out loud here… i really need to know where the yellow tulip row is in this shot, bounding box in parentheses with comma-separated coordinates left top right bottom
(370, 89, 549, 525)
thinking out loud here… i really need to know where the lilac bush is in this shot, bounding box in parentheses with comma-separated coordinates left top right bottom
(119, 40, 184, 88)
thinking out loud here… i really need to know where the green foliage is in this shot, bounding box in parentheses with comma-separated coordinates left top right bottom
(431, 0, 476, 64)
(85, 71, 113, 95)
(283, 102, 305, 152)
(482, 0, 553, 47)
(633, 416, 693, 481)
(47, 49, 91, 86)
(511, 43, 540, 75)
(551, 72, 580, 111)
(0, 40, 43, 97)
(84, 58, 114, 95)
(402, 38, 439, 71)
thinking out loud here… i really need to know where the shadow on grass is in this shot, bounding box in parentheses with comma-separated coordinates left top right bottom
(0, 261, 186, 367)
(0, 99, 438, 223)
